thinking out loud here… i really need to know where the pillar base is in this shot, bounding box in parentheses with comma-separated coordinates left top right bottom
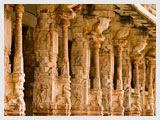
(51, 104, 71, 116)
(112, 90, 124, 116)
(4, 110, 25, 116)
(71, 106, 88, 116)
(111, 108, 124, 116)
(32, 102, 52, 116)
(130, 111, 141, 116)
(103, 111, 111, 116)
(124, 109, 131, 116)
(88, 89, 103, 116)
(87, 108, 103, 116)
(143, 109, 154, 116)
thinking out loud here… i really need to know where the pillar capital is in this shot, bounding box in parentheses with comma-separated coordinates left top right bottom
(132, 54, 143, 63)
(146, 57, 156, 65)
(114, 39, 127, 47)
(60, 19, 70, 28)
(14, 4, 24, 13)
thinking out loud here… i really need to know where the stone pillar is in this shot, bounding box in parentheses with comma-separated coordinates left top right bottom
(53, 19, 71, 116)
(60, 19, 70, 78)
(116, 45, 124, 90)
(153, 66, 156, 115)
(145, 57, 155, 115)
(100, 43, 114, 116)
(124, 58, 132, 116)
(33, 5, 58, 116)
(12, 4, 25, 116)
(4, 4, 13, 116)
(88, 36, 104, 116)
(52, 6, 77, 115)
(93, 42, 101, 89)
(71, 15, 90, 116)
(112, 39, 127, 116)
(84, 16, 110, 116)
(141, 59, 146, 115)
(131, 55, 141, 116)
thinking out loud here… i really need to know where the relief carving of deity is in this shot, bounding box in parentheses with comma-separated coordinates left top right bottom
(37, 83, 49, 102)
(72, 91, 82, 105)
(56, 85, 71, 105)
(74, 51, 83, 66)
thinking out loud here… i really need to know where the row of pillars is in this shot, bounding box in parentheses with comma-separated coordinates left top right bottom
(5, 4, 156, 116)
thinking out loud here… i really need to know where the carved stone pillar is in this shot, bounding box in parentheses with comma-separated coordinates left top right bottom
(60, 19, 70, 78)
(123, 58, 132, 116)
(141, 59, 146, 115)
(100, 42, 114, 116)
(71, 15, 90, 115)
(53, 19, 71, 116)
(52, 5, 79, 115)
(4, 4, 13, 116)
(131, 55, 141, 116)
(85, 16, 110, 116)
(88, 37, 104, 116)
(153, 66, 156, 115)
(144, 57, 155, 116)
(33, 5, 58, 116)
(11, 4, 25, 116)
(112, 39, 127, 116)
(93, 42, 101, 89)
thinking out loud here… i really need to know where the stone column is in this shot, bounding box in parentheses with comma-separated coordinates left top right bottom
(13, 4, 24, 74)
(141, 59, 146, 115)
(60, 19, 70, 78)
(145, 57, 155, 115)
(134, 59, 140, 95)
(12, 4, 25, 116)
(112, 39, 127, 116)
(153, 66, 156, 115)
(33, 5, 58, 116)
(85, 16, 110, 116)
(124, 58, 132, 116)
(4, 4, 13, 116)
(93, 41, 101, 89)
(53, 6, 77, 115)
(116, 45, 124, 90)
(131, 55, 141, 116)
(71, 15, 90, 116)
(88, 36, 104, 116)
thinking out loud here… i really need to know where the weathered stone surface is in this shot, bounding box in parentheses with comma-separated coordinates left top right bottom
(4, 4, 156, 116)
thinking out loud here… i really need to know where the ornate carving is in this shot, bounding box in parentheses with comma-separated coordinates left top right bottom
(57, 4, 81, 19)
(132, 41, 147, 55)
(56, 85, 71, 104)
(91, 17, 110, 36)
(114, 26, 130, 40)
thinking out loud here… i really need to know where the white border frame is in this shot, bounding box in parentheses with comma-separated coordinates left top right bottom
(0, 0, 159, 120)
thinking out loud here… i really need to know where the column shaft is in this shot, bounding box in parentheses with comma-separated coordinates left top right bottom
(148, 61, 153, 97)
(61, 19, 70, 76)
(134, 61, 140, 95)
(93, 42, 101, 89)
(116, 46, 123, 90)
(13, 5, 24, 74)
(12, 4, 25, 116)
